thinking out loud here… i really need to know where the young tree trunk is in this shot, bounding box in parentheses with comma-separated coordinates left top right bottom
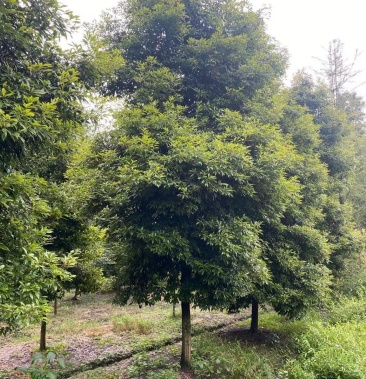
(72, 286, 80, 300)
(54, 298, 58, 315)
(250, 299, 259, 334)
(172, 302, 176, 317)
(180, 301, 191, 370)
(40, 320, 47, 351)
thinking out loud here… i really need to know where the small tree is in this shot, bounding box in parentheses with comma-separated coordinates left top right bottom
(39, 253, 76, 351)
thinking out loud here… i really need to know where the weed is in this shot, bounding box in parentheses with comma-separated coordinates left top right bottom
(191, 335, 275, 379)
(18, 351, 65, 379)
(127, 352, 179, 378)
(112, 314, 153, 334)
(282, 297, 366, 379)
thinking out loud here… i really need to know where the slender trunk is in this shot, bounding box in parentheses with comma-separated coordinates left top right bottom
(40, 320, 47, 351)
(250, 299, 259, 334)
(72, 286, 79, 301)
(172, 302, 176, 318)
(54, 298, 58, 315)
(180, 301, 191, 370)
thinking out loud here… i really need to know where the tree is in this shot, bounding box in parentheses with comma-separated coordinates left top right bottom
(72, 99, 309, 368)
(228, 97, 334, 327)
(83, 0, 346, 353)
(0, 0, 86, 334)
(288, 69, 366, 290)
(316, 39, 363, 107)
(96, 0, 287, 121)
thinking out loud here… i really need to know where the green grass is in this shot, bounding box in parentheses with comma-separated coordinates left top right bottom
(191, 335, 275, 379)
(5, 293, 366, 378)
(112, 314, 154, 334)
(285, 320, 366, 379)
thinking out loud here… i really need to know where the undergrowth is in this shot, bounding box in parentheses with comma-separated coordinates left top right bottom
(191, 335, 275, 379)
(112, 314, 154, 334)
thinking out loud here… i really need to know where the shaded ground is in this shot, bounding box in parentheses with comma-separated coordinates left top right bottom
(68, 321, 286, 379)
(0, 293, 249, 376)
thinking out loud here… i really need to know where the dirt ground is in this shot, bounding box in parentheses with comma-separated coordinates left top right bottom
(0, 294, 250, 376)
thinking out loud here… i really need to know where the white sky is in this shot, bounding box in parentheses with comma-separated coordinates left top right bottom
(60, 0, 366, 99)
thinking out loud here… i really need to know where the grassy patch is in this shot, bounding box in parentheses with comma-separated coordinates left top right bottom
(10, 292, 366, 378)
(127, 352, 180, 378)
(285, 320, 366, 379)
(191, 335, 275, 379)
(112, 314, 154, 334)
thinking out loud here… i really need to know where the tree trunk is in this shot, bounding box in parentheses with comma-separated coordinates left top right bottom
(180, 301, 191, 370)
(54, 298, 58, 315)
(72, 286, 80, 300)
(172, 302, 176, 317)
(250, 299, 259, 334)
(40, 320, 47, 351)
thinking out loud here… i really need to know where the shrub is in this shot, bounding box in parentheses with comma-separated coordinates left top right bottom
(18, 351, 65, 379)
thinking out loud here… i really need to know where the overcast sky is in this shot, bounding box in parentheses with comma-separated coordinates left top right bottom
(60, 0, 366, 99)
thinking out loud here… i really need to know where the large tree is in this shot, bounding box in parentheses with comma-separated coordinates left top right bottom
(228, 96, 334, 330)
(76, 100, 304, 368)
(80, 0, 346, 362)
(288, 67, 366, 286)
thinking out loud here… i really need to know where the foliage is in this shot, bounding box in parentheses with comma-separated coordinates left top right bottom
(54, 222, 106, 299)
(67, 30, 125, 91)
(0, 0, 87, 333)
(18, 351, 65, 379)
(332, 249, 366, 298)
(80, 100, 309, 312)
(257, 300, 366, 379)
(75, 1, 348, 362)
(191, 335, 274, 379)
(127, 352, 179, 378)
(286, 321, 366, 379)
(287, 67, 366, 295)
(96, 0, 287, 120)
(325, 296, 366, 324)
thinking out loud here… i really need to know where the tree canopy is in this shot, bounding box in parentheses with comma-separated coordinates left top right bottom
(69, 0, 361, 367)
(1, 0, 366, 372)
(0, 0, 85, 333)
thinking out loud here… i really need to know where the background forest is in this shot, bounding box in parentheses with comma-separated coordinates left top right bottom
(1, 0, 366, 378)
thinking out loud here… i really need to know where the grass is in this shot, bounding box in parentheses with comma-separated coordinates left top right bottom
(0, 292, 249, 378)
(191, 335, 275, 379)
(112, 314, 154, 334)
(4, 293, 366, 378)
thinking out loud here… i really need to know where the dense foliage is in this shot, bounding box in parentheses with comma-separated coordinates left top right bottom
(2, 0, 366, 375)
(0, 0, 86, 333)
(68, 0, 366, 367)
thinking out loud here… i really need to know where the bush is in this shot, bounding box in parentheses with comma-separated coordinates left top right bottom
(18, 351, 65, 379)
